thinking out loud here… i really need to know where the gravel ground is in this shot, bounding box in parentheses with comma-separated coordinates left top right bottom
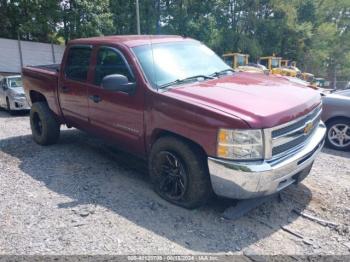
(0, 110, 349, 257)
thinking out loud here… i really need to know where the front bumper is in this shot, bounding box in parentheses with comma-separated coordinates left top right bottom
(208, 122, 326, 199)
(9, 97, 30, 110)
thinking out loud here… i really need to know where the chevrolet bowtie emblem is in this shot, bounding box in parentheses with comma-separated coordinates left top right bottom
(304, 121, 313, 135)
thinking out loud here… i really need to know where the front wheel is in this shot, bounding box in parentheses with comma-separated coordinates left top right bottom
(30, 102, 60, 145)
(325, 119, 350, 151)
(149, 136, 212, 209)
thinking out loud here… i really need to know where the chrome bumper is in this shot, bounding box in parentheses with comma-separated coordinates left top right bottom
(208, 122, 326, 199)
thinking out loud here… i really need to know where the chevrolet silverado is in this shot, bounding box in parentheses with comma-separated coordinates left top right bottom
(22, 35, 326, 208)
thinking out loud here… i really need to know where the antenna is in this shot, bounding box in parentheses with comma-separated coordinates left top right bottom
(150, 36, 157, 91)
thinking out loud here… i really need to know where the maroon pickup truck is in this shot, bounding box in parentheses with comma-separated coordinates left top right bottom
(22, 35, 326, 208)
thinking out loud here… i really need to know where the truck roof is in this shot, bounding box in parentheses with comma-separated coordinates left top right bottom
(69, 35, 194, 48)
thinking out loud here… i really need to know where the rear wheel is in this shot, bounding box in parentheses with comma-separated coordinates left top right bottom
(30, 102, 60, 145)
(149, 136, 212, 209)
(325, 119, 350, 151)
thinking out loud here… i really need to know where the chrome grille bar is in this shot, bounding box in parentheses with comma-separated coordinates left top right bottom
(273, 109, 322, 147)
(264, 104, 322, 160)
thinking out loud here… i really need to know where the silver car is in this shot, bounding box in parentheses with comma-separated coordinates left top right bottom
(0, 75, 30, 113)
(322, 89, 350, 150)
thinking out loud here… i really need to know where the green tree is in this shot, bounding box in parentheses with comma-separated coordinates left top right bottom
(0, 0, 349, 80)
(0, 0, 60, 42)
(59, 0, 114, 43)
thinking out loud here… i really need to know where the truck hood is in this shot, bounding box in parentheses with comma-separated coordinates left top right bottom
(166, 72, 321, 128)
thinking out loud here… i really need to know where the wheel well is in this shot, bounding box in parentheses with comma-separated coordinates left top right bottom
(30, 91, 47, 104)
(151, 130, 208, 158)
(325, 116, 350, 126)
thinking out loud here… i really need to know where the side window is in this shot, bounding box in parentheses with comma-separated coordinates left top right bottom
(94, 47, 134, 86)
(65, 46, 92, 82)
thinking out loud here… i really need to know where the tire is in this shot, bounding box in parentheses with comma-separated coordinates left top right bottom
(325, 118, 350, 151)
(149, 136, 212, 209)
(30, 102, 60, 145)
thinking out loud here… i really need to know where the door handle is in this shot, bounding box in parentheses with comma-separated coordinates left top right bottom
(89, 95, 102, 103)
(61, 86, 70, 93)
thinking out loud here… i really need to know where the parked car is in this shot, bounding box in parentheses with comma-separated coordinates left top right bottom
(315, 78, 329, 88)
(322, 89, 350, 150)
(279, 75, 309, 86)
(22, 35, 326, 208)
(345, 81, 350, 90)
(0, 75, 30, 113)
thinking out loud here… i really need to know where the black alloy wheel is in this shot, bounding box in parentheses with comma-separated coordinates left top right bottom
(154, 151, 188, 200)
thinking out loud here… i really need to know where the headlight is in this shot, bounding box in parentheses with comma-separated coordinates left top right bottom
(13, 93, 25, 99)
(217, 129, 264, 160)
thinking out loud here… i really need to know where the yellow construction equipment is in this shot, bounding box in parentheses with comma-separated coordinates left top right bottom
(258, 55, 282, 71)
(222, 53, 249, 69)
(301, 72, 315, 83)
(258, 55, 298, 76)
(281, 59, 289, 67)
(222, 53, 268, 73)
(280, 60, 297, 67)
(261, 57, 300, 77)
(272, 66, 299, 77)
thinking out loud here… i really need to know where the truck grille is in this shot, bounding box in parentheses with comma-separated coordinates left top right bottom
(270, 104, 322, 158)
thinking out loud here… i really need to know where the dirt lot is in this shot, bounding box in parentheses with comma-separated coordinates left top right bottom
(0, 110, 349, 258)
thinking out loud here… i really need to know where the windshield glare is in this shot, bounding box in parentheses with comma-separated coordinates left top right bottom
(8, 77, 23, 88)
(133, 41, 231, 88)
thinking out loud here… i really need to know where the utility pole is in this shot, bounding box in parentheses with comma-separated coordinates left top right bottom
(156, 0, 160, 34)
(136, 0, 141, 35)
(17, 32, 23, 69)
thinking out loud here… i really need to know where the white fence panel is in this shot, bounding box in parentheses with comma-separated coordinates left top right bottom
(0, 38, 65, 73)
(0, 38, 22, 73)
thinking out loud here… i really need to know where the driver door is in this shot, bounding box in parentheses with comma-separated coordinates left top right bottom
(87, 46, 145, 155)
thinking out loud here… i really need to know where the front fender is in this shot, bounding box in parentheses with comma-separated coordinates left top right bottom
(145, 91, 249, 157)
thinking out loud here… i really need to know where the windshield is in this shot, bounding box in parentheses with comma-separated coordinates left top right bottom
(132, 41, 231, 88)
(237, 55, 246, 66)
(7, 77, 23, 88)
(271, 58, 280, 68)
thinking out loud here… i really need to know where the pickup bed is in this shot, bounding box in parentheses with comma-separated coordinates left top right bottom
(22, 35, 326, 208)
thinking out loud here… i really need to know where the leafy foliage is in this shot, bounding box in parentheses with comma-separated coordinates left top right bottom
(0, 0, 349, 79)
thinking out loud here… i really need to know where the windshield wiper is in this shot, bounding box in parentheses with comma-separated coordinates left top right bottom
(158, 75, 214, 89)
(210, 68, 235, 77)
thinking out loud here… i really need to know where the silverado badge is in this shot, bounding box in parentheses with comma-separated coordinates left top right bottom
(304, 121, 314, 135)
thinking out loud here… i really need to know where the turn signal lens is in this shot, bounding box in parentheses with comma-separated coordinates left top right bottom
(218, 129, 231, 144)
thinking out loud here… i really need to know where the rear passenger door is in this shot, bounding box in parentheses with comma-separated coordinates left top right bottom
(59, 45, 92, 128)
(87, 46, 145, 155)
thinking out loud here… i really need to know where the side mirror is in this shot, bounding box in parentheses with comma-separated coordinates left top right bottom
(101, 74, 136, 94)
